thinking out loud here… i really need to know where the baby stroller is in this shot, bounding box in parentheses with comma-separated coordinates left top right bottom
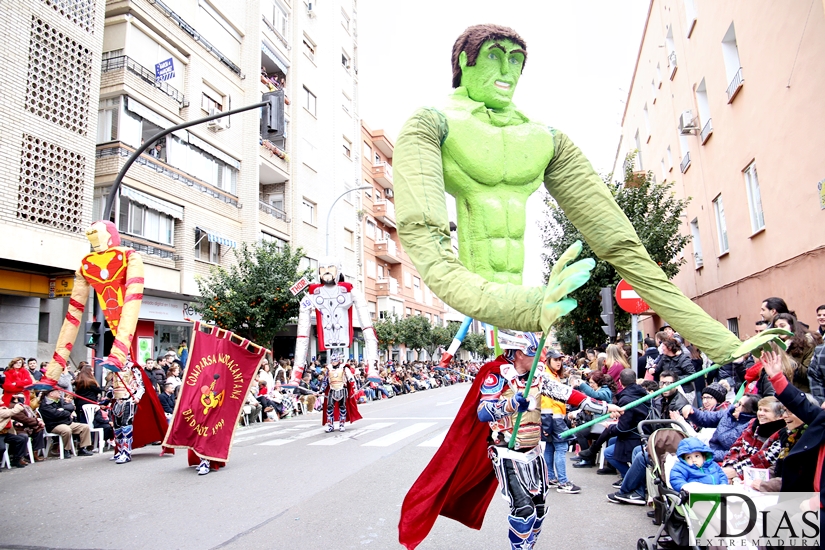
(636, 419, 700, 550)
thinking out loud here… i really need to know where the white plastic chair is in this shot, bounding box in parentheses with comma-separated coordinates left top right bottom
(82, 404, 105, 453)
(2, 440, 35, 468)
(44, 429, 76, 459)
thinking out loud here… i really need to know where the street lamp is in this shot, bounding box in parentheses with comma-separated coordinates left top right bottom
(325, 186, 371, 256)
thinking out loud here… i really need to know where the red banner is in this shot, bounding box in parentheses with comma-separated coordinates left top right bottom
(163, 322, 268, 462)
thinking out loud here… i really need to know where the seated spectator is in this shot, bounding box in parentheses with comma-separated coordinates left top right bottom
(747, 396, 811, 492)
(93, 405, 114, 445)
(720, 396, 786, 481)
(602, 370, 650, 478)
(27, 357, 42, 382)
(144, 360, 165, 392)
(0, 401, 28, 468)
(73, 364, 102, 420)
(39, 388, 94, 457)
(159, 382, 176, 418)
(669, 437, 729, 492)
(678, 394, 758, 462)
(569, 371, 616, 467)
(165, 364, 182, 393)
(760, 349, 824, 513)
(699, 383, 729, 412)
(295, 372, 318, 411)
(9, 393, 45, 462)
(2, 357, 33, 407)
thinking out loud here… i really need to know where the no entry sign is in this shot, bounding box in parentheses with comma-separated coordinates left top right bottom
(615, 279, 649, 314)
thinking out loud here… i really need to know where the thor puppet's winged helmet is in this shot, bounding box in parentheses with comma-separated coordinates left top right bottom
(482, 325, 541, 358)
(318, 256, 345, 284)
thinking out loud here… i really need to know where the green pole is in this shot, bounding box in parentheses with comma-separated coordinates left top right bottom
(508, 334, 547, 450)
(558, 363, 719, 439)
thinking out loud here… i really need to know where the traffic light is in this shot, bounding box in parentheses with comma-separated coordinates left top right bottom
(599, 287, 616, 338)
(85, 321, 103, 349)
(261, 90, 285, 138)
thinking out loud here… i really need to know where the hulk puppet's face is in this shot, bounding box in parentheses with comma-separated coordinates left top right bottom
(459, 38, 525, 110)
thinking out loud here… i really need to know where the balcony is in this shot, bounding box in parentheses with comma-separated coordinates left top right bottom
(374, 199, 396, 228)
(100, 55, 185, 107)
(372, 130, 394, 159)
(262, 14, 290, 53)
(726, 67, 744, 103)
(680, 151, 691, 174)
(375, 239, 401, 264)
(700, 118, 713, 145)
(668, 52, 678, 80)
(260, 140, 289, 182)
(376, 277, 399, 296)
(372, 162, 393, 188)
(694, 252, 704, 269)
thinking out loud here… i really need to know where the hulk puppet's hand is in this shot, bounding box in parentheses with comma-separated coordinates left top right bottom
(540, 241, 595, 333)
(719, 328, 793, 365)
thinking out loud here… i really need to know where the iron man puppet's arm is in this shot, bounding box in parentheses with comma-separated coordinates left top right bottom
(350, 288, 378, 379)
(43, 270, 91, 384)
(106, 250, 144, 370)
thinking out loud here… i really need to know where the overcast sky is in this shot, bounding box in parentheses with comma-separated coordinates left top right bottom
(357, 0, 650, 285)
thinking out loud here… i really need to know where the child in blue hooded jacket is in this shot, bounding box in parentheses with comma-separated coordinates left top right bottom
(669, 437, 729, 492)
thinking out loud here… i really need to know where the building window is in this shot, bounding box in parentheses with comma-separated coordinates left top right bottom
(678, 133, 690, 173)
(404, 271, 412, 287)
(666, 26, 677, 79)
(374, 152, 381, 165)
(268, 1, 289, 38)
(712, 195, 729, 254)
(634, 130, 643, 170)
(299, 256, 319, 276)
(302, 198, 316, 225)
(167, 136, 238, 195)
(366, 260, 376, 279)
(643, 104, 651, 141)
(689, 218, 703, 269)
(656, 63, 662, 87)
(303, 86, 317, 116)
(302, 36, 316, 62)
(343, 137, 352, 158)
(377, 265, 384, 279)
(342, 90, 351, 114)
(96, 97, 120, 144)
(722, 22, 744, 102)
(684, 0, 698, 37)
(362, 141, 372, 160)
(727, 317, 739, 338)
(650, 79, 657, 103)
(118, 196, 174, 245)
(743, 162, 765, 233)
(201, 91, 223, 113)
(344, 228, 354, 249)
(341, 8, 350, 31)
(666, 145, 673, 171)
(405, 307, 411, 317)
(660, 159, 667, 181)
(368, 301, 377, 319)
(365, 219, 376, 239)
(195, 238, 220, 264)
(413, 276, 422, 301)
(341, 51, 351, 70)
(696, 78, 712, 144)
(260, 232, 287, 251)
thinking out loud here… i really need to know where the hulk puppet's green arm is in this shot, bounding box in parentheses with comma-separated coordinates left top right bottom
(543, 133, 741, 363)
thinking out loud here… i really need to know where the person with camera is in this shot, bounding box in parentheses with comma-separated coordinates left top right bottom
(0, 400, 28, 468)
(39, 388, 93, 458)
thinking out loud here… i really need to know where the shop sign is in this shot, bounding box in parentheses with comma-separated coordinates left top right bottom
(139, 296, 202, 323)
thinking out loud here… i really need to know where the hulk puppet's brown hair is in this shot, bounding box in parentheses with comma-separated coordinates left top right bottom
(451, 24, 527, 88)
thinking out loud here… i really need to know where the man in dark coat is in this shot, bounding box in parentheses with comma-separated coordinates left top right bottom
(603, 369, 649, 477)
(39, 388, 93, 457)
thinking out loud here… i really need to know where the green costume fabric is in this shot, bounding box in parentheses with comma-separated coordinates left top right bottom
(394, 92, 743, 364)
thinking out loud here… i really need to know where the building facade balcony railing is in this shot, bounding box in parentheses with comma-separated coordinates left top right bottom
(372, 162, 393, 188)
(694, 252, 704, 269)
(700, 118, 713, 145)
(376, 276, 399, 296)
(726, 67, 744, 103)
(259, 200, 288, 221)
(96, 143, 239, 207)
(680, 151, 691, 174)
(121, 235, 179, 261)
(373, 199, 395, 228)
(262, 15, 290, 52)
(668, 52, 678, 80)
(375, 238, 401, 264)
(101, 55, 185, 105)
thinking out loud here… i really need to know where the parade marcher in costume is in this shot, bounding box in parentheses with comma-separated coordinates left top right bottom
(399, 331, 618, 550)
(291, 257, 379, 384)
(107, 361, 144, 464)
(393, 24, 784, 366)
(321, 352, 361, 432)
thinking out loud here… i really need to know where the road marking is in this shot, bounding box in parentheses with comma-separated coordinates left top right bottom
(417, 430, 448, 447)
(257, 427, 328, 446)
(436, 398, 461, 406)
(362, 422, 437, 447)
(308, 422, 395, 446)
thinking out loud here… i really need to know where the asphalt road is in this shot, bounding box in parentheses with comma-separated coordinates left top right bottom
(0, 383, 652, 550)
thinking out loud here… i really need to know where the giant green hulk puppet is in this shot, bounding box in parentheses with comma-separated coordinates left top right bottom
(396, 25, 786, 550)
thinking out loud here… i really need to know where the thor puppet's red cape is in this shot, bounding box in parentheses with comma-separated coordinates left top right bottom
(398, 356, 508, 550)
(321, 369, 362, 425)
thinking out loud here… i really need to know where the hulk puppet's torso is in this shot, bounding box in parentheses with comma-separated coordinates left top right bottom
(440, 90, 555, 284)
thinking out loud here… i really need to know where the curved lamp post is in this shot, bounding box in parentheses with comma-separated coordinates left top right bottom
(325, 186, 371, 256)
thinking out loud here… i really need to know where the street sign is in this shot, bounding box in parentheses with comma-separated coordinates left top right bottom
(615, 279, 649, 314)
(290, 276, 310, 295)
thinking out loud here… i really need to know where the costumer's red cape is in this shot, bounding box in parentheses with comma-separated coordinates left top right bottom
(132, 368, 172, 449)
(398, 356, 508, 550)
(321, 371, 362, 425)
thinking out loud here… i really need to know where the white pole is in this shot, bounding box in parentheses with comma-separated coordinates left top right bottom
(631, 314, 639, 373)
(325, 186, 372, 256)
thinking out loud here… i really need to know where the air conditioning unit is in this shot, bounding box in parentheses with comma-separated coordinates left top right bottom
(207, 107, 227, 131)
(678, 110, 697, 135)
(384, 188, 393, 198)
(306, 2, 316, 17)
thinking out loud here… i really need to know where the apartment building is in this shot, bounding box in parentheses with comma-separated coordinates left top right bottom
(614, 0, 825, 337)
(360, 122, 448, 362)
(0, 0, 104, 365)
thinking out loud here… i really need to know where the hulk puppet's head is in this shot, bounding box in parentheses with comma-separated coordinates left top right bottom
(451, 24, 527, 110)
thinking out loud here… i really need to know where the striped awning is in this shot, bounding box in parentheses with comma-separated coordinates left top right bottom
(196, 227, 237, 249)
(121, 185, 183, 219)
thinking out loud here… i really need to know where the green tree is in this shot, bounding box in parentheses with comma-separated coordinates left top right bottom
(193, 241, 311, 348)
(428, 325, 453, 359)
(540, 155, 691, 353)
(373, 313, 401, 356)
(464, 332, 493, 360)
(398, 315, 431, 359)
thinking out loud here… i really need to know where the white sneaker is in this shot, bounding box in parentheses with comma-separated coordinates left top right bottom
(197, 459, 210, 475)
(115, 454, 131, 464)
(325, 424, 334, 433)
(338, 424, 346, 432)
